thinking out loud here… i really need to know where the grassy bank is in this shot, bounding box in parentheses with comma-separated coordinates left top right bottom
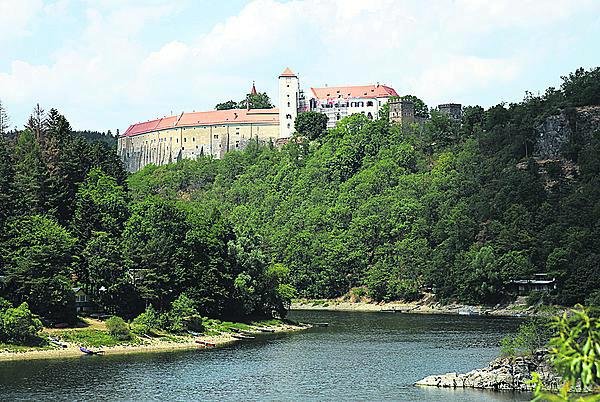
(0, 317, 307, 362)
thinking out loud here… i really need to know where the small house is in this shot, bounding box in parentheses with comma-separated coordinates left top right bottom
(73, 287, 96, 313)
(508, 273, 557, 295)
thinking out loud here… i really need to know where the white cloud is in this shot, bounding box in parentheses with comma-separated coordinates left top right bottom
(0, 0, 599, 130)
(0, 0, 44, 42)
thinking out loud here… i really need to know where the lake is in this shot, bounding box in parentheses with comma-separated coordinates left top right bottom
(0, 310, 529, 401)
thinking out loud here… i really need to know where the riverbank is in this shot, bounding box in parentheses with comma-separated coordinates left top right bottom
(0, 321, 307, 362)
(291, 296, 563, 318)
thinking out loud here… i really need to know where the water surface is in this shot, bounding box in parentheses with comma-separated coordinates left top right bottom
(0, 311, 529, 401)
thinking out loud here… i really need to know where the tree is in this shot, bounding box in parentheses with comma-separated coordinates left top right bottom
(12, 130, 48, 215)
(215, 100, 238, 110)
(0, 302, 43, 344)
(25, 104, 46, 143)
(530, 305, 600, 399)
(401, 94, 429, 118)
(2, 215, 77, 322)
(239, 92, 273, 109)
(71, 168, 129, 244)
(105, 316, 131, 341)
(0, 99, 10, 135)
(122, 199, 190, 310)
(0, 137, 15, 227)
(294, 111, 328, 140)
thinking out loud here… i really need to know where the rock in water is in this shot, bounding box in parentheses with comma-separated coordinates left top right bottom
(415, 352, 561, 391)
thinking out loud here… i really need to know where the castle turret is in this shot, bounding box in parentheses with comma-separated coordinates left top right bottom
(278, 67, 299, 139)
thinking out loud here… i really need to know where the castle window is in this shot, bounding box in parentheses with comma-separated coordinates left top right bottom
(336, 113, 340, 121)
(176, 138, 179, 143)
(193, 137, 195, 141)
(287, 123, 290, 129)
(367, 112, 373, 119)
(214, 134, 218, 139)
(286, 114, 292, 119)
(367, 101, 374, 106)
(184, 138, 187, 142)
(287, 102, 290, 107)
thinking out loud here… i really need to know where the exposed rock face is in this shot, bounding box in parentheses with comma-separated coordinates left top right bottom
(535, 112, 572, 159)
(535, 105, 600, 159)
(415, 352, 561, 391)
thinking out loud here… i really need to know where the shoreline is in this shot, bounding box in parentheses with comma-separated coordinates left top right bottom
(291, 298, 563, 318)
(0, 323, 306, 362)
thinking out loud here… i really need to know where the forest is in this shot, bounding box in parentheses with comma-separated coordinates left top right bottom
(129, 66, 600, 307)
(0, 67, 599, 329)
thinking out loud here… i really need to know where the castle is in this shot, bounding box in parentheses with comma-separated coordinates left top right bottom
(117, 68, 459, 172)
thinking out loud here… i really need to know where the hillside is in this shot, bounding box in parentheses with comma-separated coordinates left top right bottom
(128, 67, 600, 307)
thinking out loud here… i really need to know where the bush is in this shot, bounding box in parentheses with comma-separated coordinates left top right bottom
(585, 290, 600, 307)
(131, 305, 161, 335)
(0, 302, 43, 344)
(526, 291, 548, 306)
(105, 316, 131, 341)
(166, 294, 203, 333)
(500, 318, 552, 357)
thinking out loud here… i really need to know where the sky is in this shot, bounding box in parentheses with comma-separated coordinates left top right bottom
(0, 0, 599, 133)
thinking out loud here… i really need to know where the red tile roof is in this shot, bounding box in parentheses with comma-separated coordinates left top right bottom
(279, 67, 296, 77)
(122, 108, 279, 138)
(310, 84, 398, 100)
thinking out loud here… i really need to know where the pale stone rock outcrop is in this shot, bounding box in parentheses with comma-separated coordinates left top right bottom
(415, 352, 561, 391)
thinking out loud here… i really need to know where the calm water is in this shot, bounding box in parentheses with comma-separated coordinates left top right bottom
(0, 311, 530, 401)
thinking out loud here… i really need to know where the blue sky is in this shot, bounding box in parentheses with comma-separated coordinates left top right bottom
(1, 0, 599, 132)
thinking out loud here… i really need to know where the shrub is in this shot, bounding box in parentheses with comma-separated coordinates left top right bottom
(105, 316, 131, 341)
(131, 305, 161, 335)
(527, 291, 548, 306)
(167, 294, 203, 333)
(0, 302, 43, 344)
(585, 290, 600, 307)
(500, 318, 552, 357)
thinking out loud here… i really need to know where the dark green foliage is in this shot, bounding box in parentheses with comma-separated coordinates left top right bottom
(0, 302, 43, 344)
(500, 317, 552, 357)
(215, 100, 238, 110)
(295, 111, 328, 139)
(105, 316, 131, 341)
(2, 215, 77, 322)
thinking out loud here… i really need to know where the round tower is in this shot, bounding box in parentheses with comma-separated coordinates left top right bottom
(278, 67, 299, 139)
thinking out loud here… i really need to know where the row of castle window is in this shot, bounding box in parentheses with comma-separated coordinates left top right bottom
(320, 101, 375, 108)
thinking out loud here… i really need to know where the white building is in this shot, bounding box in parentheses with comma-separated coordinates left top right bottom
(307, 84, 399, 128)
(278, 67, 300, 139)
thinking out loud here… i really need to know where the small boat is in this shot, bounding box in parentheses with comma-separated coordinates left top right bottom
(313, 322, 329, 327)
(195, 340, 216, 347)
(380, 308, 397, 313)
(49, 337, 67, 348)
(187, 330, 202, 337)
(79, 346, 104, 355)
(231, 334, 255, 340)
(257, 328, 275, 333)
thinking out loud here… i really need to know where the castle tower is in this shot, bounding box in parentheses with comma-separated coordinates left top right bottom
(278, 67, 299, 139)
(389, 100, 415, 124)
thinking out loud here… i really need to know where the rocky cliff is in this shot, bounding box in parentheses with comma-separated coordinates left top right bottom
(415, 352, 561, 391)
(535, 105, 600, 159)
